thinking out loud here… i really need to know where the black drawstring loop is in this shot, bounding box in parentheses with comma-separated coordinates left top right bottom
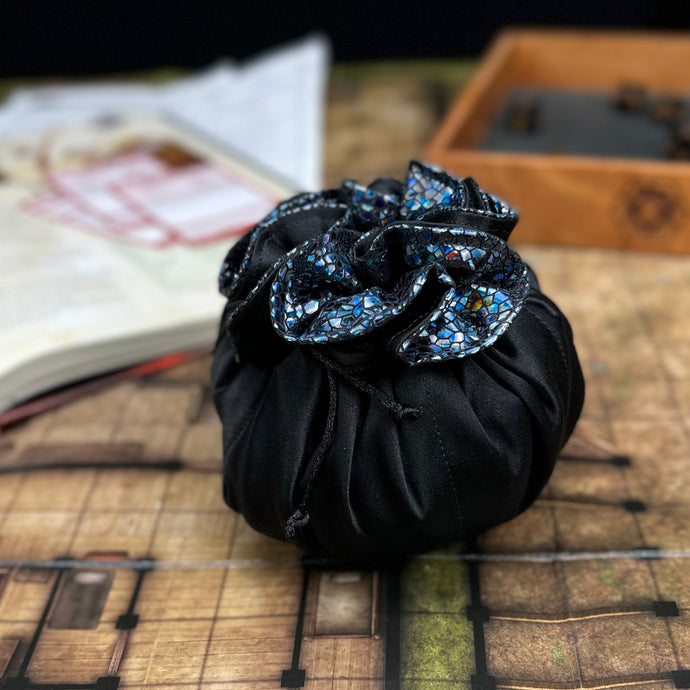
(284, 348, 422, 540)
(309, 348, 422, 420)
(285, 365, 337, 540)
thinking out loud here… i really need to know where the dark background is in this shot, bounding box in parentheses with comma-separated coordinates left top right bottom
(1, 0, 689, 77)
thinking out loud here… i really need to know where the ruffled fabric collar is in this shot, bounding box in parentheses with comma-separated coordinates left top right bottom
(219, 161, 528, 365)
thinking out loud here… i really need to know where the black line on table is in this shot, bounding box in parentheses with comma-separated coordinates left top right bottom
(384, 567, 401, 690)
(17, 567, 64, 678)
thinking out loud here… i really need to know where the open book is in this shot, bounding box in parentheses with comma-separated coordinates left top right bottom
(0, 114, 292, 411)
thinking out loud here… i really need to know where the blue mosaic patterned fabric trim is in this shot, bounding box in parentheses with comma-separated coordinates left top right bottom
(219, 161, 529, 365)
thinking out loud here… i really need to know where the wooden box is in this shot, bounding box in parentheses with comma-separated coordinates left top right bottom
(425, 29, 690, 252)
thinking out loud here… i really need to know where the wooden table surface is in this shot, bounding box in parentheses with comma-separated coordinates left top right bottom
(0, 63, 689, 690)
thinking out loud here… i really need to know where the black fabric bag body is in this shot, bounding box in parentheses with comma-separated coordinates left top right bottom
(212, 162, 585, 560)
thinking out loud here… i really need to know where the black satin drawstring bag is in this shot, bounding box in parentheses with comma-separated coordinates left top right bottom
(212, 162, 584, 560)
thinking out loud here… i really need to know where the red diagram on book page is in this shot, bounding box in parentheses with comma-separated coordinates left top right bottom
(24, 149, 278, 248)
(112, 165, 274, 245)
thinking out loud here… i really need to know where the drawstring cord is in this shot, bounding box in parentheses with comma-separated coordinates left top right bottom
(310, 348, 422, 422)
(284, 348, 421, 541)
(284, 364, 337, 540)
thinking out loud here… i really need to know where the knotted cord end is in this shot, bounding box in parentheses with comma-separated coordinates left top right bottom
(285, 508, 310, 541)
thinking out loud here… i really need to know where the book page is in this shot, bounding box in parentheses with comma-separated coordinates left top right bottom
(0, 114, 293, 410)
(0, 35, 328, 190)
